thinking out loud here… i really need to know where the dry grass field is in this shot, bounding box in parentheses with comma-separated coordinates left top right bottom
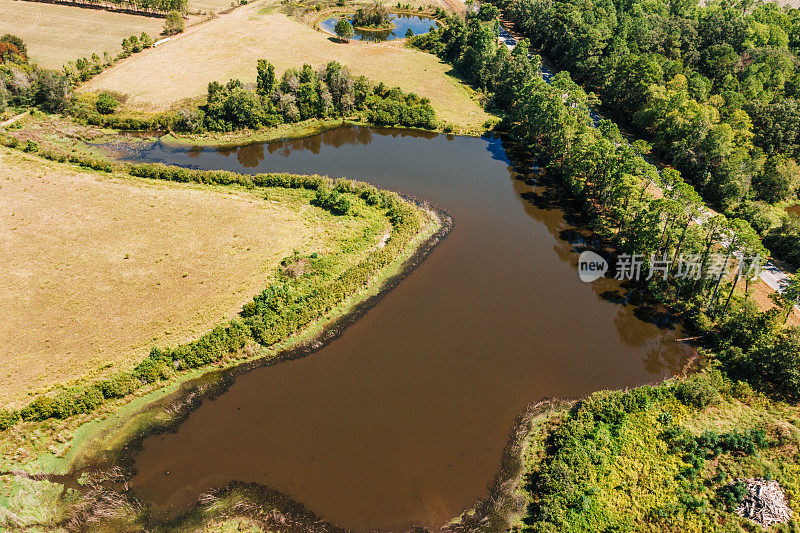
(0, 148, 375, 405)
(190, 0, 238, 14)
(0, 0, 164, 69)
(79, 0, 491, 130)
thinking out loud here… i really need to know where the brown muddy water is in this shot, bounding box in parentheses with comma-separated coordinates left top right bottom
(115, 126, 690, 531)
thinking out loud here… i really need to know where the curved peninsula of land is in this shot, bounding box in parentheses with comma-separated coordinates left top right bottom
(0, 138, 446, 531)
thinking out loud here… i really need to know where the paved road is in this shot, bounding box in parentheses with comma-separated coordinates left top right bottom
(497, 25, 797, 306)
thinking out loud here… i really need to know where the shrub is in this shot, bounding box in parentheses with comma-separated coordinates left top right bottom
(673, 372, 723, 409)
(163, 11, 185, 35)
(0, 409, 19, 431)
(312, 186, 353, 215)
(97, 373, 138, 399)
(717, 481, 747, 511)
(20, 396, 55, 421)
(352, 1, 389, 28)
(96, 92, 118, 115)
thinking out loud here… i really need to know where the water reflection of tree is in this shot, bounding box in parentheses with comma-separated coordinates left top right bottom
(213, 126, 442, 165)
(501, 134, 693, 372)
(642, 331, 693, 376)
(235, 143, 265, 168)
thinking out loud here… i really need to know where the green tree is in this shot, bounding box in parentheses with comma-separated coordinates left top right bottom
(772, 275, 800, 324)
(34, 71, 70, 113)
(256, 59, 275, 95)
(754, 155, 800, 203)
(96, 92, 118, 115)
(163, 10, 185, 35)
(335, 18, 354, 42)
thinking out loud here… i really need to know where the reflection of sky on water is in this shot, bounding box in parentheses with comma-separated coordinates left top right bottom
(319, 13, 438, 41)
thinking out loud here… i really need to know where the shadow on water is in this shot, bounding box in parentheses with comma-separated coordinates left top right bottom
(107, 125, 693, 532)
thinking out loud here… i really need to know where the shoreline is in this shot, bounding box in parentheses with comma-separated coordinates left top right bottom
(66, 199, 449, 475)
(0, 152, 451, 527)
(157, 118, 485, 148)
(0, 199, 450, 531)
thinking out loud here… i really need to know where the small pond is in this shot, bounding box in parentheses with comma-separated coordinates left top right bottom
(320, 13, 438, 41)
(107, 126, 693, 532)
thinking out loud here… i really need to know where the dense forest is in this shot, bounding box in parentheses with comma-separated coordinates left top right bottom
(486, 0, 800, 267)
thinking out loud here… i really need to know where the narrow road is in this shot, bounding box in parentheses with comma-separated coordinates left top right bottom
(497, 24, 797, 307)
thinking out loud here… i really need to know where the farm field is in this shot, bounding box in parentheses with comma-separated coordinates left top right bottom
(79, 0, 491, 130)
(0, 148, 378, 406)
(0, 0, 164, 69)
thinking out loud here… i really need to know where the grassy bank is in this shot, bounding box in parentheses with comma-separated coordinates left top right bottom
(159, 118, 361, 147)
(0, 147, 371, 406)
(0, 140, 444, 530)
(502, 371, 800, 532)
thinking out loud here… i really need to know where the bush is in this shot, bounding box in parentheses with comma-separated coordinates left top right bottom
(717, 481, 747, 511)
(312, 186, 353, 215)
(352, 1, 389, 28)
(163, 11, 185, 35)
(97, 373, 138, 399)
(96, 92, 118, 115)
(0, 409, 19, 431)
(673, 379, 721, 409)
(20, 396, 55, 421)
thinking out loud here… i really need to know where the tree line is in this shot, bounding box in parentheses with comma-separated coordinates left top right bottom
(487, 0, 800, 267)
(172, 60, 437, 132)
(18, 0, 187, 16)
(4, 36, 438, 138)
(0, 33, 156, 117)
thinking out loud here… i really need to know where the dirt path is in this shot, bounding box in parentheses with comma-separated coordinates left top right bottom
(0, 111, 29, 128)
(79, 0, 244, 88)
